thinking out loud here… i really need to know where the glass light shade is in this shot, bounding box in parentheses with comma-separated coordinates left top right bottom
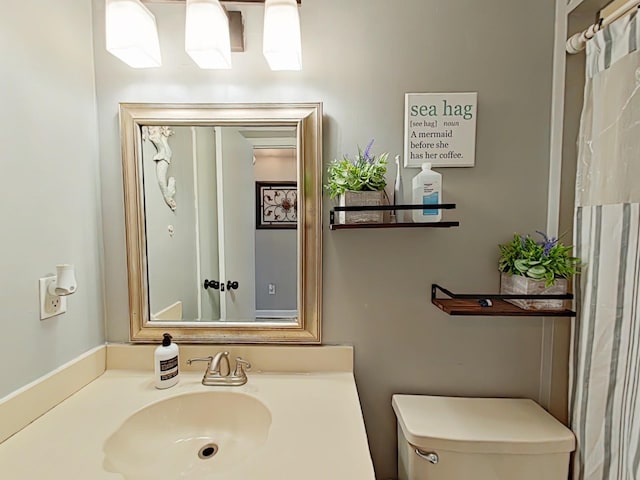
(263, 0, 302, 71)
(105, 0, 162, 68)
(185, 0, 232, 69)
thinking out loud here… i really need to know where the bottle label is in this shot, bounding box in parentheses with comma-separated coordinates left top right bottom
(422, 192, 440, 215)
(160, 356, 178, 371)
(161, 369, 178, 381)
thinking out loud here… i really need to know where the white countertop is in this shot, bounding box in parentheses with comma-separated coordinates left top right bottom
(0, 350, 374, 479)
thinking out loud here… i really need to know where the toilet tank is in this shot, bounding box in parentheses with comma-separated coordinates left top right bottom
(392, 395, 575, 480)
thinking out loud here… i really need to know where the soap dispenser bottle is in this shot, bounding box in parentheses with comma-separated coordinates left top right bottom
(154, 333, 179, 389)
(412, 162, 442, 223)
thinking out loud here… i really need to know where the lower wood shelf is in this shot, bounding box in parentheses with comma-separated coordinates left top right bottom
(431, 284, 576, 317)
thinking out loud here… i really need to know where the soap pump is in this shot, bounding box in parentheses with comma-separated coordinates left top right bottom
(154, 333, 179, 389)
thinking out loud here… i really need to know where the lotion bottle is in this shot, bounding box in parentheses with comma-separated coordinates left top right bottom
(154, 333, 179, 389)
(412, 163, 442, 223)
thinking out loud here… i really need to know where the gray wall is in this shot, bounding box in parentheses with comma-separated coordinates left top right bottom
(254, 150, 297, 312)
(144, 127, 198, 320)
(0, 0, 105, 397)
(93, 1, 556, 477)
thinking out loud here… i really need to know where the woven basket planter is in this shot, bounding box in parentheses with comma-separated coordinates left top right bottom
(500, 272, 568, 311)
(337, 190, 385, 224)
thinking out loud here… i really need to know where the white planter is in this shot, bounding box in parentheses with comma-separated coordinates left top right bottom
(500, 272, 568, 311)
(338, 191, 385, 224)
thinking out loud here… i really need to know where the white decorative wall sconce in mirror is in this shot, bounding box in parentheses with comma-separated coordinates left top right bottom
(107, 0, 302, 70)
(106, 0, 162, 68)
(263, 0, 302, 70)
(39, 265, 78, 320)
(142, 126, 177, 211)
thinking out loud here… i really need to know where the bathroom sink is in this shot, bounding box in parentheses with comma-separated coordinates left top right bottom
(103, 391, 271, 479)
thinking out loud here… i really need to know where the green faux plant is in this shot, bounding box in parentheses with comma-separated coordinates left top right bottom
(498, 232, 580, 287)
(325, 139, 388, 199)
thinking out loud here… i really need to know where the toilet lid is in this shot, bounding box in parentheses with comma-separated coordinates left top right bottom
(392, 395, 575, 454)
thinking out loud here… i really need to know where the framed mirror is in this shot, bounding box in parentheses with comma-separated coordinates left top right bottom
(120, 103, 322, 343)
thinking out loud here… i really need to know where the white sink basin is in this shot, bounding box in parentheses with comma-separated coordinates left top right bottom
(103, 391, 271, 479)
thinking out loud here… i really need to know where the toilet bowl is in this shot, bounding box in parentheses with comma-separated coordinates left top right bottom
(392, 395, 575, 480)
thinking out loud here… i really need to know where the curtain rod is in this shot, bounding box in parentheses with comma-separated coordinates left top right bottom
(566, 0, 640, 53)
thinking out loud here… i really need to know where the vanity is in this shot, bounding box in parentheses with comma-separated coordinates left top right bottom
(0, 101, 375, 478)
(0, 344, 374, 479)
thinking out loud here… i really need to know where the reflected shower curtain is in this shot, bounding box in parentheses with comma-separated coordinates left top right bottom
(571, 12, 640, 480)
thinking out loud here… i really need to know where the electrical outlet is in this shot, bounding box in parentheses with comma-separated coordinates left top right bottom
(268, 283, 276, 295)
(39, 276, 67, 320)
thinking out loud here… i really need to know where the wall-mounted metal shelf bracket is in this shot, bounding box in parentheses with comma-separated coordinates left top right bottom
(329, 204, 459, 230)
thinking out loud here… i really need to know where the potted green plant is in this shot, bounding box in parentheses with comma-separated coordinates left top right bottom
(325, 139, 389, 224)
(498, 231, 580, 310)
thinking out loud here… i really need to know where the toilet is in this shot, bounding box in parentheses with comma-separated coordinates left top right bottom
(392, 395, 575, 480)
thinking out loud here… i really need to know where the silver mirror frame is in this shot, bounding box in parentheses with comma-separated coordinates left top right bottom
(120, 103, 322, 343)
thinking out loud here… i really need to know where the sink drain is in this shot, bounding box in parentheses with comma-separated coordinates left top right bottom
(198, 443, 219, 460)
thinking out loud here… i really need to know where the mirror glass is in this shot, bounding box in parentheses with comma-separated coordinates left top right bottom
(120, 104, 322, 343)
(142, 126, 297, 322)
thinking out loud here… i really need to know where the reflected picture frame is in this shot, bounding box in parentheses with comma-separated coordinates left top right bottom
(255, 181, 298, 229)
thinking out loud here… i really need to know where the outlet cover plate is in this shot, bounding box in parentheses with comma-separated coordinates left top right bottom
(39, 276, 67, 320)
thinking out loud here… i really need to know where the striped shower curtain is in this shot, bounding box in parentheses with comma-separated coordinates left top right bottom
(571, 12, 640, 480)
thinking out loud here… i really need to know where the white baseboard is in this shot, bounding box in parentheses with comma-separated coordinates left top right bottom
(255, 309, 297, 319)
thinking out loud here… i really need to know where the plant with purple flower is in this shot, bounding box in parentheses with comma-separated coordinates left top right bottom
(325, 139, 389, 199)
(499, 231, 580, 287)
(362, 139, 375, 163)
(536, 230, 560, 257)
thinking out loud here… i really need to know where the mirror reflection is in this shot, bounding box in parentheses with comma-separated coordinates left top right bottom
(141, 125, 298, 323)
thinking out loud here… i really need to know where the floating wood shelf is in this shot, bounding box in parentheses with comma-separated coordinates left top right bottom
(329, 204, 459, 230)
(431, 284, 577, 317)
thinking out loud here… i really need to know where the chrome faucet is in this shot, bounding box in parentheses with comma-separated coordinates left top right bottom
(187, 351, 251, 386)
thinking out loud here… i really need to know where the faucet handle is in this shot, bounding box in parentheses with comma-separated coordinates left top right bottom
(187, 356, 213, 368)
(233, 357, 251, 378)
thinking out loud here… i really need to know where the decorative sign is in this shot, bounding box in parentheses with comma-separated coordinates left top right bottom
(404, 92, 477, 168)
(255, 181, 298, 229)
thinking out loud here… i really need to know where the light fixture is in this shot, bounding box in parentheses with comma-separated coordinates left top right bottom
(185, 0, 232, 69)
(263, 0, 302, 71)
(106, 1, 303, 70)
(39, 265, 78, 320)
(106, 0, 162, 68)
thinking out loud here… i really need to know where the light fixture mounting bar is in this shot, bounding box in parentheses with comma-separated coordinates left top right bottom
(220, 0, 301, 3)
(142, 1, 301, 4)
